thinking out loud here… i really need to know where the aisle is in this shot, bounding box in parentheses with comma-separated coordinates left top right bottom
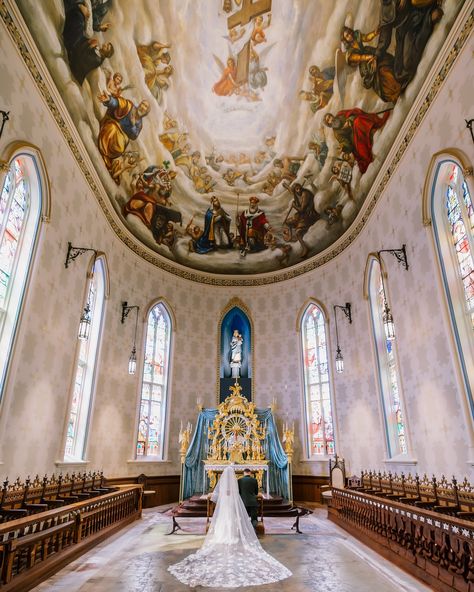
(32, 505, 432, 592)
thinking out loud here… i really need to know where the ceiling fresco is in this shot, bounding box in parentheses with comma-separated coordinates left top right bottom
(15, 0, 463, 276)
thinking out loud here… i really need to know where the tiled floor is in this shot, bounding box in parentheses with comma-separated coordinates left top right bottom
(32, 506, 432, 591)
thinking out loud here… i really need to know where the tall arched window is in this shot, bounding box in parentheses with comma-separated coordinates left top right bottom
(368, 258, 408, 458)
(300, 302, 335, 457)
(0, 154, 43, 401)
(64, 256, 106, 461)
(428, 156, 474, 416)
(136, 301, 172, 458)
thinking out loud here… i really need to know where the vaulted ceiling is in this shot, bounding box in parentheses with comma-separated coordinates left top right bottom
(15, 0, 463, 279)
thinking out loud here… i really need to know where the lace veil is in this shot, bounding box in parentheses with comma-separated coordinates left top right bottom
(168, 466, 292, 588)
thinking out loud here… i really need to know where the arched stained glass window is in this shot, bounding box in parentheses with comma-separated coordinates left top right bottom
(64, 257, 106, 461)
(301, 303, 335, 456)
(0, 155, 42, 400)
(136, 302, 172, 458)
(445, 164, 474, 328)
(429, 157, 474, 416)
(368, 259, 408, 457)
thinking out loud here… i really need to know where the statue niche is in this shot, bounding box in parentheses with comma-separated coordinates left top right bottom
(219, 303, 252, 402)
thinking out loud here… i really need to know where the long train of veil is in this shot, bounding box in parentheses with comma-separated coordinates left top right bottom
(168, 466, 292, 588)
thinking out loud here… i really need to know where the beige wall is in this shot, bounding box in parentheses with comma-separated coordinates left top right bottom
(0, 10, 473, 484)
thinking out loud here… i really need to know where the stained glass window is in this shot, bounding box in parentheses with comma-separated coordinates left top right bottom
(0, 156, 41, 400)
(64, 258, 105, 461)
(301, 303, 335, 456)
(445, 163, 474, 329)
(0, 160, 28, 314)
(136, 302, 172, 458)
(369, 260, 408, 457)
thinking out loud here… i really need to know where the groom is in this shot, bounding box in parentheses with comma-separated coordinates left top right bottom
(238, 468, 259, 530)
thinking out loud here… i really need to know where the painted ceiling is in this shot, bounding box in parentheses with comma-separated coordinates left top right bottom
(15, 0, 463, 277)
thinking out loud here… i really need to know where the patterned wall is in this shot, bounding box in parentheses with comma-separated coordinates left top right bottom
(0, 11, 473, 484)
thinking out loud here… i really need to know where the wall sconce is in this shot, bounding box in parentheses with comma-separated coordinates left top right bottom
(65, 241, 98, 269)
(333, 303, 352, 373)
(122, 301, 140, 375)
(466, 119, 474, 145)
(65, 242, 98, 341)
(0, 110, 9, 141)
(377, 245, 409, 341)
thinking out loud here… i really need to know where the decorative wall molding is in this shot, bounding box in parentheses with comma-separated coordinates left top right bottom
(1, 0, 473, 286)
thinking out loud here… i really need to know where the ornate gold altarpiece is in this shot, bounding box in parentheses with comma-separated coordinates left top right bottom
(178, 381, 295, 501)
(204, 382, 268, 492)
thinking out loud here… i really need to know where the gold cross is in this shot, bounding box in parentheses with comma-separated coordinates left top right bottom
(227, 0, 272, 29)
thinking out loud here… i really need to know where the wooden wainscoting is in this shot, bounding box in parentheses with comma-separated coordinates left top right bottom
(105, 475, 180, 508)
(105, 474, 328, 506)
(293, 475, 329, 503)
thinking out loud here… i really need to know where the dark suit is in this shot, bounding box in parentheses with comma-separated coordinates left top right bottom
(238, 474, 259, 528)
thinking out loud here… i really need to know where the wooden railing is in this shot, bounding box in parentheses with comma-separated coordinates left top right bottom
(353, 470, 474, 518)
(0, 485, 142, 591)
(329, 487, 474, 592)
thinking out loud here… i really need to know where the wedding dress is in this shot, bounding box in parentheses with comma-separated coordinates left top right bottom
(168, 466, 292, 588)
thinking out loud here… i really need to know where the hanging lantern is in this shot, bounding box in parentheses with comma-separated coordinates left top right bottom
(78, 302, 91, 341)
(128, 346, 137, 375)
(383, 304, 396, 341)
(335, 347, 344, 374)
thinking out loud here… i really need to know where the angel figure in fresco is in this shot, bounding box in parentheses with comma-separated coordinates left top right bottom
(250, 14, 271, 46)
(97, 92, 150, 184)
(299, 65, 335, 113)
(323, 108, 392, 175)
(263, 231, 292, 266)
(213, 56, 239, 96)
(136, 41, 173, 104)
(104, 70, 133, 98)
(248, 43, 275, 91)
(223, 26, 246, 44)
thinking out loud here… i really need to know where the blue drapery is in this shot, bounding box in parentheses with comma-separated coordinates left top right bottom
(183, 408, 289, 499)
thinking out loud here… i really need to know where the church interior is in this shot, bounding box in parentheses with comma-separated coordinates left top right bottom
(0, 0, 473, 590)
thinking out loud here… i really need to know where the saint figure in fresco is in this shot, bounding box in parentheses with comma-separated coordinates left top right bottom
(341, 26, 402, 103)
(283, 183, 320, 258)
(323, 108, 391, 174)
(376, 0, 443, 89)
(123, 165, 180, 249)
(229, 329, 243, 378)
(97, 92, 150, 184)
(190, 197, 232, 254)
(300, 65, 335, 113)
(237, 196, 271, 256)
(62, 0, 114, 85)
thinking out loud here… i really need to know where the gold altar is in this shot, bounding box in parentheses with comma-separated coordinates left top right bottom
(204, 382, 268, 491)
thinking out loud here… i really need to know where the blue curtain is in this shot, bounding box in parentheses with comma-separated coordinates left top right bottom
(182, 408, 289, 499)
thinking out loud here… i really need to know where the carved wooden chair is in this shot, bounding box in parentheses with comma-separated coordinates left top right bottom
(321, 455, 346, 503)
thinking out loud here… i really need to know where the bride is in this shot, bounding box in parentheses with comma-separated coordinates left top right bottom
(168, 466, 292, 588)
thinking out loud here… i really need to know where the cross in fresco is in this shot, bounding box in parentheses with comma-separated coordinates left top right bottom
(227, 0, 272, 29)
